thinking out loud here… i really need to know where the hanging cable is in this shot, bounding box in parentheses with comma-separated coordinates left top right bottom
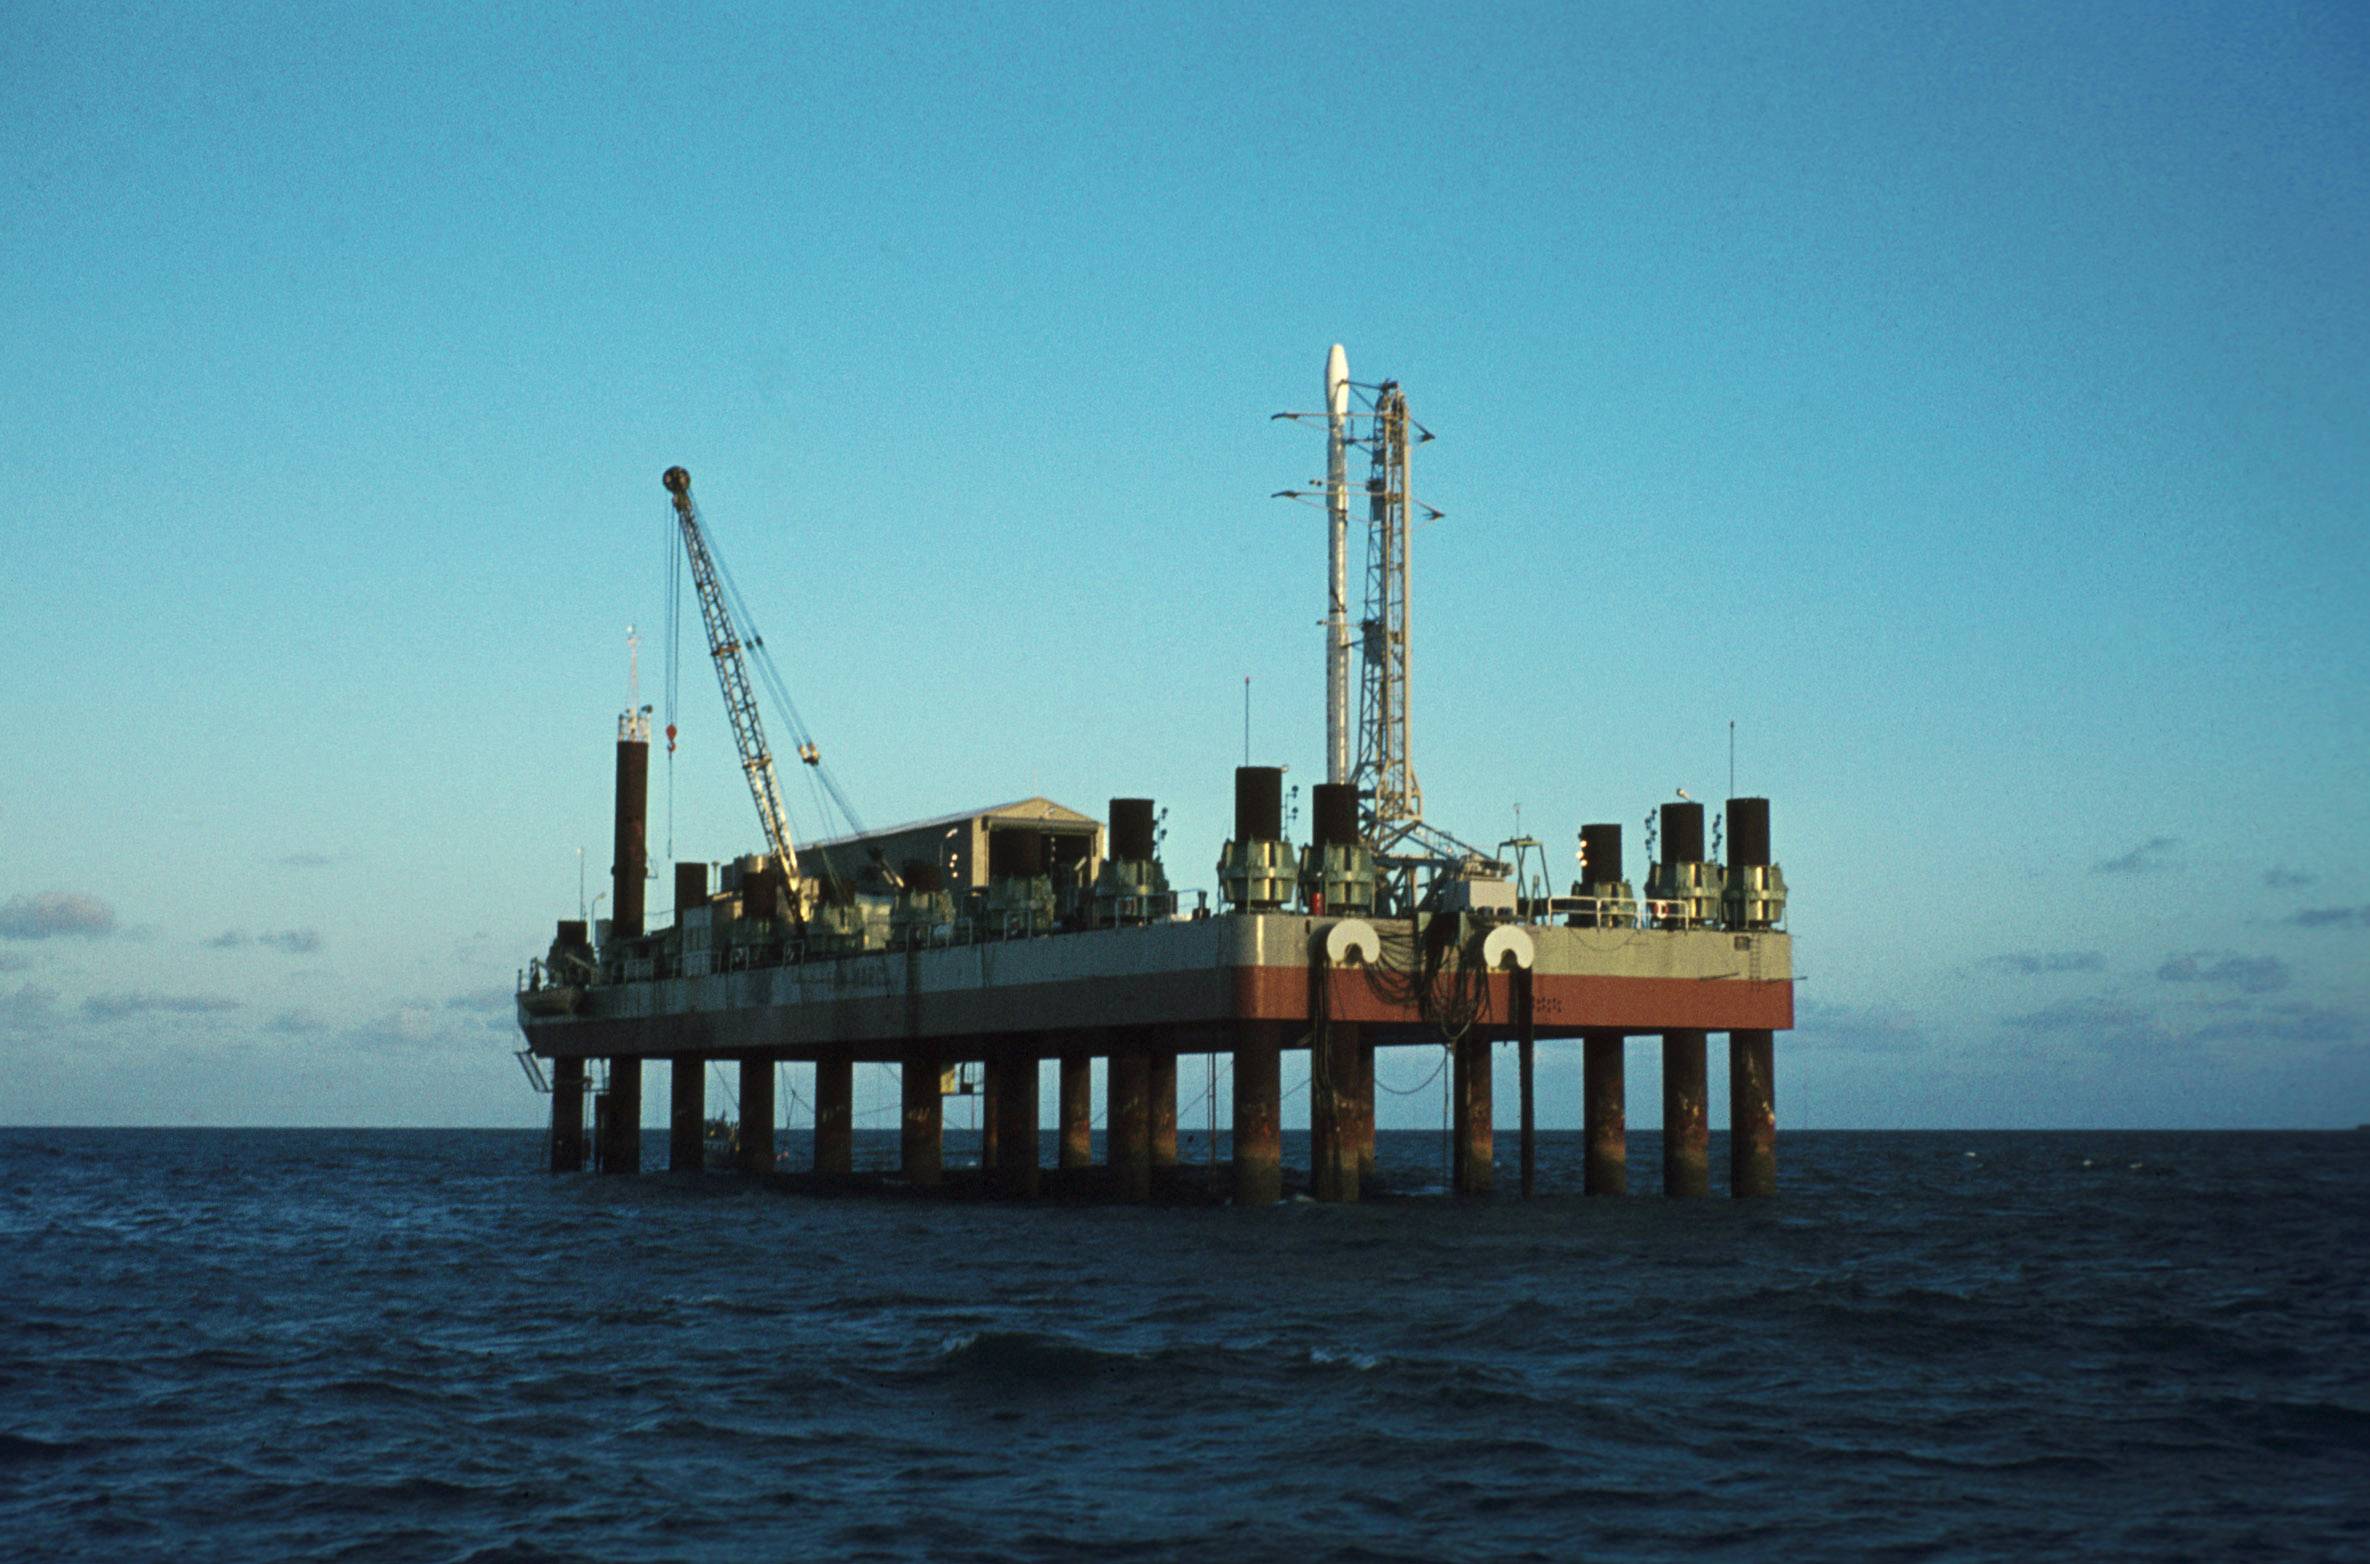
(663, 497, 684, 861)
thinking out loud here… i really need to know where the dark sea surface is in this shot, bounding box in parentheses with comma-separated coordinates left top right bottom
(2, 1127, 2364, 1562)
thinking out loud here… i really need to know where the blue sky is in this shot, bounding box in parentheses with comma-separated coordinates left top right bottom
(3, 1, 2364, 1129)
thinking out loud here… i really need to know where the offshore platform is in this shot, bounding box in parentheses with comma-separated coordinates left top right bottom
(514, 347, 1792, 1202)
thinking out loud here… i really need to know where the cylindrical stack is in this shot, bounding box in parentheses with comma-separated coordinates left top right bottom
(669, 1057, 704, 1172)
(1730, 1029, 1776, 1197)
(674, 862, 707, 918)
(1660, 802, 1705, 865)
(737, 1056, 775, 1173)
(613, 736, 649, 940)
(1581, 823, 1624, 884)
(815, 1057, 853, 1174)
(1235, 767, 1284, 841)
(1231, 1023, 1284, 1205)
(1059, 1052, 1093, 1169)
(1111, 798, 1156, 861)
(549, 1056, 586, 1172)
(1661, 1031, 1709, 1197)
(601, 1057, 642, 1173)
(1726, 798, 1770, 868)
(900, 1052, 943, 1186)
(1584, 1033, 1626, 1195)
(1311, 783, 1358, 847)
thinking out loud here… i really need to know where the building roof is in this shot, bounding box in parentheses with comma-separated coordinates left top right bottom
(801, 797, 1101, 850)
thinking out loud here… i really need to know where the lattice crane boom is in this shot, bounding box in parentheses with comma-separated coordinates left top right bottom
(661, 466, 799, 892)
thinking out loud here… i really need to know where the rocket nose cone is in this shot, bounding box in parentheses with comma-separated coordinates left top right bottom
(1326, 343, 1348, 416)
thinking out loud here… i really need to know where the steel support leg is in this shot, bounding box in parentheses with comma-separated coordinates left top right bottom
(1517, 973, 1537, 1198)
(979, 1060, 1000, 1171)
(1452, 1033, 1493, 1196)
(601, 1057, 641, 1174)
(990, 1048, 1039, 1198)
(1584, 1033, 1626, 1196)
(1310, 1023, 1359, 1203)
(1059, 1051, 1093, 1170)
(814, 1056, 853, 1175)
(1109, 1047, 1151, 1201)
(1149, 1047, 1179, 1167)
(1356, 1042, 1376, 1185)
(549, 1056, 585, 1172)
(670, 1057, 705, 1172)
(1231, 1023, 1283, 1205)
(737, 1056, 775, 1174)
(901, 1053, 942, 1187)
(1662, 1030, 1709, 1197)
(1729, 1028, 1776, 1197)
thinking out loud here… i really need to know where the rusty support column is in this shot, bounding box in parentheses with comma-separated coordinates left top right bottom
(669, 1057, 705, 1172)
(1231, 1022, 1283, 1205)
(1310, 1022, 1359, 1203)
(1452, 1033, 1493, 1196)
(1584, 1032, 1626, 1195)
(549, 1056, 585, 1172)
(600, 1057, 641, 1174)
(814, 1056, 853, 1175)
(989, 1047, 1040, 1197)
(1730, 1028, 1777, 1197)
(1059, 1050, 1093, 1170)
(1517, 972, 1537, 1198)
(900, 1053, 942, 1187)
(1149, 1047, 1179, 1166)
(1109, 1046, 1151, 1200)
(1662, 1030, 1709, 1197)
(1356, 1041, 1375, 1184)
(737, 1056, 775, 1173)
(979, 1059, 1000, 1171)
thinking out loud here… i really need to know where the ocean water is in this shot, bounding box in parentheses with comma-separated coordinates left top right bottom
(2, 1128, 2363, 1562)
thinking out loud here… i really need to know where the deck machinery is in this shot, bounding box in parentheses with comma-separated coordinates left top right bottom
(517, 348, 1793, 1202)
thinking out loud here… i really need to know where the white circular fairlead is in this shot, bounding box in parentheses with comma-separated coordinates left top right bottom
(1480, 925, 1535, 972)
(1315, 918, 1381, 967)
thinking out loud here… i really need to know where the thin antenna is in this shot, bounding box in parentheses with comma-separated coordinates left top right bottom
(1243, 675, 1252, 766)
(1729, 720, 1737, 799)
(627, 624, 640, 710)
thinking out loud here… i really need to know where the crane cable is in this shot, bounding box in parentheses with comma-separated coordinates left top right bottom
(664, 501, 682, 861)
(663, 485, 867, 895)
(698, 501, 863, 888)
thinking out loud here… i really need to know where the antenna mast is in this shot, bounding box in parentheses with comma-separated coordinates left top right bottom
(1324, 344, 1351, 786)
